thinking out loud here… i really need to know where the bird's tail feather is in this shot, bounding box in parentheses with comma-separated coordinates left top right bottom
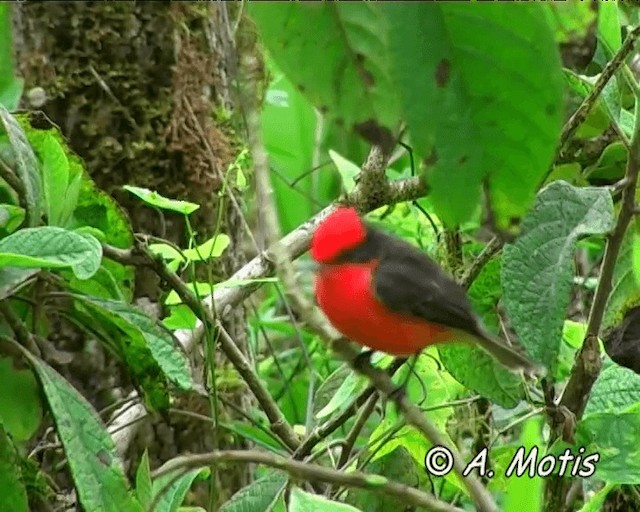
(454, 327, 545, 378)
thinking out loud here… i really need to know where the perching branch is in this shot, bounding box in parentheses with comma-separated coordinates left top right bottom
(153, 449, 465, 512)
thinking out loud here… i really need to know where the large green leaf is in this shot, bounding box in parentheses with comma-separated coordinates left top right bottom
(0, 425, 29, 512)
(0, 106, 42, 226)
(604, 218, 640, 330)
(151, 463, 208, 512)
(384, 5, 564, 228)
(572, 404, 640, 484)
(345, 447, 419, 512)
(74, 296, 192, 406)
(584, 359, 640, 417)
(11, 114, 133, 298)
(503, 417, 544, 512)
(251, 3, 400, 145)
(27, 354, 143, 512)
(0, 226, 102, 280)
(0, 5, 23, 110)
(261, 58, 327, 234)
(290, 487, 362, 512)
(502, 181, 615, 370)
(440, 258, 523, 408)
(0, 356, 42, 441)
(219, 471, 287, 512)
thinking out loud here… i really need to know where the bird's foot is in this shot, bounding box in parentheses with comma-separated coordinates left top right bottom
(352, 349, 375, 371)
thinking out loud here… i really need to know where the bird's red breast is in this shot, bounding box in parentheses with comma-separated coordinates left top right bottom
(314, 261, 453, 356)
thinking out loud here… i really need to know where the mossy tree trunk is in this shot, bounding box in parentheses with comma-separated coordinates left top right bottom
(13, 2, 253, 506)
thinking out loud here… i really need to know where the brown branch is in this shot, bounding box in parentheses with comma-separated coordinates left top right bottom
(337, 392, 379, 469)
(545, 71, 640, 511)
(137, 243, 301, 453)
(459, 236, 502, 289)
(153, 449, 465, 512)
(0, 300, 41, 356)
(558, 24, 640, 154)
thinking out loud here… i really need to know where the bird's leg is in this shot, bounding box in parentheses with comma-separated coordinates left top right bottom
(388, 355, 412, 402)
(352, 349, 375, 371)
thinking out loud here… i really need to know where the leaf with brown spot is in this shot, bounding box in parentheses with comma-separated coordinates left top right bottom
(354, 120, 395, 154)
(435, 58, 451, 87)
(250, 3, 400, 145)
(383, 4, 564, 228)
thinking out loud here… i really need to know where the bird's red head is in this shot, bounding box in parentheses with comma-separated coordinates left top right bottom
(310, 207, 367, 263)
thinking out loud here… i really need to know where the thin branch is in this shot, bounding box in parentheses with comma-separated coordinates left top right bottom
(558, 24, 640, 154)
(459, 236, 502, 289)
(153, 449, 465, 512)
(337, 393, 379, 469)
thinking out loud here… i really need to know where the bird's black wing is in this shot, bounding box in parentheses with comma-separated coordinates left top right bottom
(369, 229, 482, 335)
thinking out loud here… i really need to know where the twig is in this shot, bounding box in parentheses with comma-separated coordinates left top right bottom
(459, 236, 502, 289)
(294, 357, 406, 459)
(152, 449, 465, 512)
(545, 65, 640, 511)
(557, 24, 640, 155)
(337, 393, 379, 469)
(0, 301, 41, 356)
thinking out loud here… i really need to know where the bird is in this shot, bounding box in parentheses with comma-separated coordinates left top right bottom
(310, 206, 539, 375)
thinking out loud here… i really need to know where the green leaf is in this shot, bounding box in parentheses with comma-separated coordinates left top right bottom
(315, 369, 367, 420)
(604, 218, 640, 330)
(219, 471, 287, 512)
(542, 1, 597, 43)
(0, 204, 25, 233)
(584, 360, 640, 417)
(368, 352, 463, 487)
(26, 131, 70, 226)
(162, 305, 197, 331)
(440, 258, 523, 408)
(583, 141, 627, 182)
(0, 356, 42, 441)
(123, 186, 199, 215)
(75, 296, 192, 391)
(345, 447, 419, 512)
(251, 3, 400, 144)
(183, 234, 230, 261)
(290, 487, 363, 512)
(71, 169, 134, 301)
(164, 282, 214, 306)
(261, 58, 327, 235)
(0, 425, 29, 512)
(135, 451, 153, 509)
(0, 106, 43, 225)
(574, 404, 640, 484)
(0, 5, 23, 110)
(27, 354, 143, 512)
(313, 364, 352, 417)
(384, 4, 563, 228)
(503, 417, 544, 512)
(0, 226, 102, 280)
(597, 3, 622, 55)
(328, 150, 360, 194)
(503, 181, 615, 370)
(578, 482, 617, 512)
(0, 267, 39, 301)
(151, 463, 208, 512)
